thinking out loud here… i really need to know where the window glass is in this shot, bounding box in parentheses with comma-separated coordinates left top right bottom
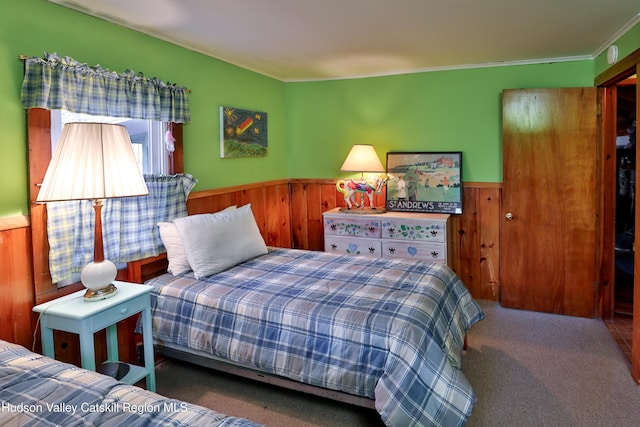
(50, 110, 169, 175)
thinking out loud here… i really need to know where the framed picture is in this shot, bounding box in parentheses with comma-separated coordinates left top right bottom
(220, 106, 268, 158)
(385, 151, 462, 214)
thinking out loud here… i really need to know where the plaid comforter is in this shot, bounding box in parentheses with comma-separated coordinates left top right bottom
(147, 248, 484, 427)
(0, 340, 262, 426)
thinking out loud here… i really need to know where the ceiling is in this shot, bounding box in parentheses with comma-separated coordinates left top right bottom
(49, 0, 640, 82)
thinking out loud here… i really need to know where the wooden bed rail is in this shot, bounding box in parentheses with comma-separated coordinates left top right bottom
(127, 253, 169, 284)
(156, 343, 377, 410)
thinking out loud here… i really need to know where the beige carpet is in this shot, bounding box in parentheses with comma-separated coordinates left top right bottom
(464, 300, 640, 427)
(154, 300, 640, 426)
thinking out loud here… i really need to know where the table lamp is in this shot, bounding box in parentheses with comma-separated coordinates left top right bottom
(337, 144, 387, 213)
(36, 122, 149, 301)
(340, 144, 385, 178)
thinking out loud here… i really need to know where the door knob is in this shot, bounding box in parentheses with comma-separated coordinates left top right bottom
(505, 212, 514, 221)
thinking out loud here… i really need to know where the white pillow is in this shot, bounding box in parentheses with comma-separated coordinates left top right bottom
(174, 204, 268, 279)
(158, 205, 237, 276)
(158, 222, 192, 275)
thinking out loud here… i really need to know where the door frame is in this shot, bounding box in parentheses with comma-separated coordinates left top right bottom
(595, 48, 640, 381)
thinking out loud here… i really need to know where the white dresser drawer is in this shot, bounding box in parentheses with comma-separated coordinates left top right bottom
(323, 215, 382, 238)
(323, 208, 450, 265)
(382, 240, 447, 263)
(325, 236, 382, 257)
(381, 217, 446, 243)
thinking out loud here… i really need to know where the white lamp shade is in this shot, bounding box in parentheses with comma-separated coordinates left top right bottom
(36, 122, 149, 202)
(340, 144, 385, 173)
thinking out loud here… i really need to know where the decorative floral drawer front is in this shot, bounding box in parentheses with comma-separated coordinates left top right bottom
(325, 236, 381, 257)
(322, 208, 450, 265)
(381, 218, 446, 243)
(382, 241, 446, 263)
(323, 216, 382, 238)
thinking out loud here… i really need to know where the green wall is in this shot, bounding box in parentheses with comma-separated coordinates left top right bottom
(0, 0, 287, 217)
(1, 1, 638, 218)
(285, 61, 594, 183)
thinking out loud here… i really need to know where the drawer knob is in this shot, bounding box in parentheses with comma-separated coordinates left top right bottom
(120, 308, 129, 315)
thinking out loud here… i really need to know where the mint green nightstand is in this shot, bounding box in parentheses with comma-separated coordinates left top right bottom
(33, 281, 156, 392)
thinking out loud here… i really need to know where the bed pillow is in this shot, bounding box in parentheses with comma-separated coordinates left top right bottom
(174, 203, 268, 279)
(158, 222, 192, 275)
(158, 205, 237, 276)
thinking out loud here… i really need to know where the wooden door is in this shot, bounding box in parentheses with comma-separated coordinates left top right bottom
(500, 88, 598, 317)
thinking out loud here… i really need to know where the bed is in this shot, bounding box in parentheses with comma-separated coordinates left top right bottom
(0, 339, 263, 426)
(143, 205, 484, 427)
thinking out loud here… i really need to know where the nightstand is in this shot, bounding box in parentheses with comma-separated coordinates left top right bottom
(33, 281, 156, 392)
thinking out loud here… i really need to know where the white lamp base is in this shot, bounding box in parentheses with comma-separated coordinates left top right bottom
(84, 283, 118, 301)
(81, 260, 118, 301)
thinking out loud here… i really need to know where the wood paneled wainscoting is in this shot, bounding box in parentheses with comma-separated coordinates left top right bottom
(186, 179, 294, 248)
(0, 216, 35, 348)
(187, 179, 501, 301)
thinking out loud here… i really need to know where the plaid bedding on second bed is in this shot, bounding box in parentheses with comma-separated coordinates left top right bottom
(0, 340, 263, 427)
(146, 248, 484, 427)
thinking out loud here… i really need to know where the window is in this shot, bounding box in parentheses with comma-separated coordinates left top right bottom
(50, 110, 170, 175)
(46, 110, 173, 287)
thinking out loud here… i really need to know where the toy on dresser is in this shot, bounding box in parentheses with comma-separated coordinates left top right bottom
(335, 174, 389, 210)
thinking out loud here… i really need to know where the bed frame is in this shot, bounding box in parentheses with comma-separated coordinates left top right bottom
(156, 342, 376, 409)
(127, 253, 377, 410)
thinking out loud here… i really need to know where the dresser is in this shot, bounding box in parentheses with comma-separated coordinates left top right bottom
(323, 207, 450, 264)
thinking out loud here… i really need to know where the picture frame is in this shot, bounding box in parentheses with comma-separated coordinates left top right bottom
(220, 106, 268, 158)
(385, 151, 462, 214)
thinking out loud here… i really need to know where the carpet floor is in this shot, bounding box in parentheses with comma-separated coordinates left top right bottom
(154, 300, 640, 426)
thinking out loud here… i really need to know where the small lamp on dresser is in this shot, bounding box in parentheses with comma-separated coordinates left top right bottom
(336, 144, 388, 213)
(36, 122, 149, 301)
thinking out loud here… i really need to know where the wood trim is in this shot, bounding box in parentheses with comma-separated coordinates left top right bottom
(598, 85, 617, 320)
(596, 54, 640, 381)
(289, 178, 339, 185)
(0, 215, 30, 231)
(189, 179, 291, 199)
(27, 108, 55, 300)
(595, 48, 640, 87)
(632, 64, 640, 382)
(461, 182, 502, 188)
(170, 123, 184, 174)
(34, 283, 85, 306)
(127, 253, 168, 284)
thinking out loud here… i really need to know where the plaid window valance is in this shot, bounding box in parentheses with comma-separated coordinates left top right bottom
(46, 174, 197, 284)
(21, 52, 190, 123)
